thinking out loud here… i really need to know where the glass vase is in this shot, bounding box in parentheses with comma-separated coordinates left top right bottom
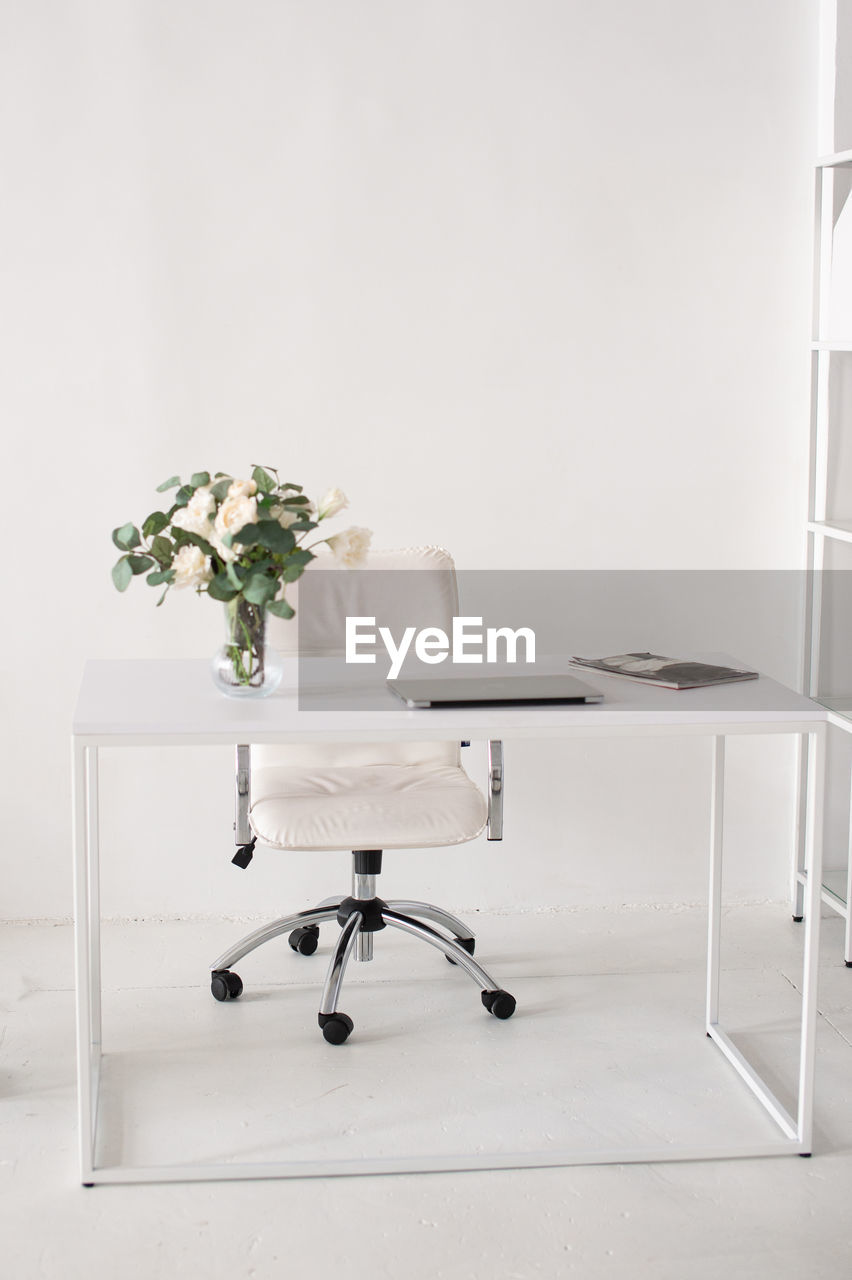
(211, 598, 283, 698)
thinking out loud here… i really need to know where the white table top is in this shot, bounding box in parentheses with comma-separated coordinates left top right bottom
(72, 658, 826, 745)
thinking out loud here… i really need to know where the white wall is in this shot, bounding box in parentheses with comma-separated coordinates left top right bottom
(0, 0, 816, 921)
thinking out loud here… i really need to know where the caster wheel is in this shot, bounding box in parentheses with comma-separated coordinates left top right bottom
(318, 1012, 354, 1044)
(289, 925, 320, 956)
(481, 989, 516, 1019)
(211, 970, 243, 1001)
(446, 935, 476, 966)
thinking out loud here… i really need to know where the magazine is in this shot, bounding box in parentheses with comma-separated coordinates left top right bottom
(570, 653, 758, 690)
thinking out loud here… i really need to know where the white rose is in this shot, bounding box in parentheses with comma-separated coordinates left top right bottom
(318, 487, 348, 520)
(171, 486, 216, 539)
(327, 526, 372, 567)
(227, 478, 257, 500)
(172, 544, 213, 590)
(214, 493, 258, 561)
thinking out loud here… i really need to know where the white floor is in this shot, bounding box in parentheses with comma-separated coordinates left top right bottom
(2, 904, 852, 1279)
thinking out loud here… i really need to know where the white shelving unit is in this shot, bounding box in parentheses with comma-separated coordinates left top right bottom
(800, 0, 852, 964)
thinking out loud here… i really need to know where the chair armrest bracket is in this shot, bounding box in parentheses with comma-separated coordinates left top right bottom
(487, 739, 503, 841)
(235, 744, 252, 846)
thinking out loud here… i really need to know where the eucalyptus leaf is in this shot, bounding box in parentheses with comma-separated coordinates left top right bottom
(127, 554, 154, 575)
(111, 557, 132, 591)
(278, 482, 303, 492)
(174, 484, 194, 508)
(156, 475, 180, 492)
(142, 510, 170, 537)
(243, 520, 296, 554)
(280, 562, 308, 583)
(243, 573, 277, 606)
(150, 534, 173, 565)
(207, 573, 239, 602)
(112, 522, 141, 551)
(232, 523, 262, 547)
(287, 549, 315, 568)
(251, 465, 275, 494)
(267, 597, 295, 619)
(210, 477, 232, 500)
(190, 470, 210, 488)
(146, 568, 175, 586)
(172, 529, 215, 557)
(280, 494, 311, 505)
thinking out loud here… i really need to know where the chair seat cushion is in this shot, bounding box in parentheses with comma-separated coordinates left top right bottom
(250, 764, 488, 851)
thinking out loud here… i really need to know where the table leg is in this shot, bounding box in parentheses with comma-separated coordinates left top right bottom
(705, 735, 725, 1030)
(72, 739, 101, 1184)
(797, 726, 825, 1151)
(705, 727, 825, 1152)
(792, 735, 808, 920)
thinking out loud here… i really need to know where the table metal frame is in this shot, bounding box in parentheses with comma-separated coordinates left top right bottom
(71, 662, 826, 1184)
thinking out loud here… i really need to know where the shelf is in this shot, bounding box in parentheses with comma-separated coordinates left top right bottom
(796, 867, 849, 915)
(807, 518, 852, 542)
(816, 693, 852, 732)
(817, 148, 852, 168)
(822, 867, 850, 906)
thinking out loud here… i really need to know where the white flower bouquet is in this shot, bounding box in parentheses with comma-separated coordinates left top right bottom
(111, 466, 371, 694)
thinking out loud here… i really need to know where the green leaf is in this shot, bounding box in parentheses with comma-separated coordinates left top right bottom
(111, 557, 133, 591)
(210, 477, 232, 500)
(206, 573, 239, 602)
(280, 494, 311, 505)
(243, 572, 277, 606)
(190, 470, 210, 488)
(280, 549, 315, 584)
(251, 465, 276, 494)
(173, 484, 194, 508)
(231, 523, 261, 547)
(146, 568, 175, 586)
(287, 548, 315, 568)
(286, 519, 318, 534)
(267, 597, 295, 619)
(142, 510, 170, 537)
(280, 562, 308, 583)
(234, 520, 296, 555)
(150, 534, 173, 565)
(112, 522, 141, 551)
(127, 554, 154, 575)
(278, 482, 303, 492)
(172, 529, 215, 557)
(156, 475, 180, 492)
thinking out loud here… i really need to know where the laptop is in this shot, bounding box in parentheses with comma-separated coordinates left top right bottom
(388, 673, 604, 708)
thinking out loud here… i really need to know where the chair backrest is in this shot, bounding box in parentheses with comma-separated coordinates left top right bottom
(254, 546, 461, 770)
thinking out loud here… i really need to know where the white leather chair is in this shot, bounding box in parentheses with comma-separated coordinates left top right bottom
(209, 547, 514, 1043)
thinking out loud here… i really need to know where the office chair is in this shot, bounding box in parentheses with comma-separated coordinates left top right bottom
(209, 546, 515, 1044)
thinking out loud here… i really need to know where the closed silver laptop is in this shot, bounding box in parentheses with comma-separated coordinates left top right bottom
(388, 673, 604, 708)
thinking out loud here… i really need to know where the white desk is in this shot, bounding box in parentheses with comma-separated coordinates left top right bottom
(72, 658, 827, 1184)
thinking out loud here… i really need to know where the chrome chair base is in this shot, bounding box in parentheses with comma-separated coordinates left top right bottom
(210, 855, 517, 1043)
